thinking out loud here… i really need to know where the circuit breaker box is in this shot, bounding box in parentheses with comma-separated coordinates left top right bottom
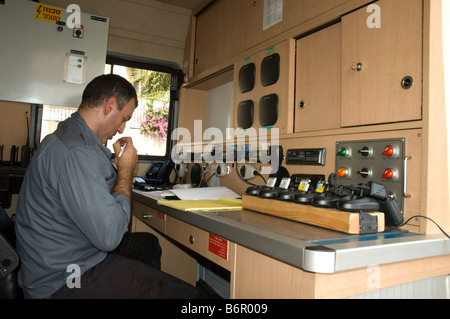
(0, 0, 109, 107)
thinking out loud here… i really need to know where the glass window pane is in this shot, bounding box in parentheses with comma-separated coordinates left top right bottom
(105, 65, 171, 158)
(40, 62, 172, 160)
(40, 105, 77, 141)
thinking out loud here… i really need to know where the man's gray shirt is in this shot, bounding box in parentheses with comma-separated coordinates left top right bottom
(15, 112, 131, 299)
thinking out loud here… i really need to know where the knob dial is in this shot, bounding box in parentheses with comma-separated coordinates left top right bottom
(358, 146, 372, 157)
(357, 167, 371, 178)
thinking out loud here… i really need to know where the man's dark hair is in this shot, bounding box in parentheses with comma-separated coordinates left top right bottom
(80, 74, 138, 110)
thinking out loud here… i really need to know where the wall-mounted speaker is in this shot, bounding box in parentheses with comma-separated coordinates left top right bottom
(259, 94, 278, 127)
(238, 63, 256, 93)
(260, 53, 280, 87)
(237, 100, 254, 129)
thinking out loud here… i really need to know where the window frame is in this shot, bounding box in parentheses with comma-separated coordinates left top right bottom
(105, 52, 182, 162)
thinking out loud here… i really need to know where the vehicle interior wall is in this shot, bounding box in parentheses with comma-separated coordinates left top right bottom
(0, 0, 191, 171)
(176, 0, 450, 235)
(0, 0, 193, 212)
(1, 0, 450, 236)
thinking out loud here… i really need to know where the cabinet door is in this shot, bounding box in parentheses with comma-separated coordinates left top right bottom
(165, 216, 235, 271)
(194, 0, 250, 75)
(233, 39, 295, 134)
(295, 23, 341, 133)
(341, 0, 422, 127)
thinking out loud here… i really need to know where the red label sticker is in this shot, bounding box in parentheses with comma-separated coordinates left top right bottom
(157, 212, 165, 220)
(208, 234, 228, 260)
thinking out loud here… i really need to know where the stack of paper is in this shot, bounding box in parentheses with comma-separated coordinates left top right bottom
(158, 197, 242, 212)
(156, 187, 242, 212)
(160, 186, 240, 200)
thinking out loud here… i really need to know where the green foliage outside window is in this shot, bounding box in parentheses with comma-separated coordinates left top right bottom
(131, 69, 171, 140)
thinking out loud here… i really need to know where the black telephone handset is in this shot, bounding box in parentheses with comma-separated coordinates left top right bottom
(144, 160, 174, 185)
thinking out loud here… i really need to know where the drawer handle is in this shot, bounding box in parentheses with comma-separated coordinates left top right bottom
(142, 214, 152, 219)
(189, 235, 195, 245)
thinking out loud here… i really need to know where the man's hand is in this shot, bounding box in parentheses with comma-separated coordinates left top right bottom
(112, 137, 138, 202)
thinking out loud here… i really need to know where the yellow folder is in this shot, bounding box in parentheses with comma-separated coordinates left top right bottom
(157, 197, 242, 212)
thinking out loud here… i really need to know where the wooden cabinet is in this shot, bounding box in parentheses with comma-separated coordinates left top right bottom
(341, 0, 423, 127)
(132, 216, 198, 287)
(294, 0, 422, 131)
(295, 23, 342, 133)
(192, 0, 423, 132)
(133, 201, 166, 234)
(165, 216, 235, 271)
(193, 0, 349, 77)
(233, 39, 295, 134)
(194, 0, 250, 76)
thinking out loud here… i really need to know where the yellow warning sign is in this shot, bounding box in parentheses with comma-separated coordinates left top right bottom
(35, 3, 62, 23)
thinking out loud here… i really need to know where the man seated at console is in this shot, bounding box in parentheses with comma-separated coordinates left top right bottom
(15, 74, 202, 299)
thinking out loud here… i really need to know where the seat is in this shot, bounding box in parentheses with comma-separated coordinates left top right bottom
(0, 204, 21, 299)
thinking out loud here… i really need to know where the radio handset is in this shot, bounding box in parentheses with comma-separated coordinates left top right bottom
(10, 145, 17, 166)
(21, 145, 30, 168)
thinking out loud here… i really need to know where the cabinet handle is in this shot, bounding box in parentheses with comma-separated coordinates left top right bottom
(403, 156, 412, 198)
(401, 76, 414, 89)
(351, 62, 363, 71)
(298, 100, 306, 109)
(189, 235, 195, 245)
(142, 214, 152, 219)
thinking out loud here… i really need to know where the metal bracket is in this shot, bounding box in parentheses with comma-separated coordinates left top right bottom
(359, 211, 379, 234)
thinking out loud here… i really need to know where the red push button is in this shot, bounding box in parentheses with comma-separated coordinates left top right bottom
(382, 146, 395, 157)
(382, 168, 394, 180)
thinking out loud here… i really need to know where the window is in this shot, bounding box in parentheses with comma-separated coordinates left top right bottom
(104, 62, 172, 159)
(40, 54, 181, 161)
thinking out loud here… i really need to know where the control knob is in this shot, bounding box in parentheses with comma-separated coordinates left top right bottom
(358, 146, 372, 157)
(357, 167, 372, 178)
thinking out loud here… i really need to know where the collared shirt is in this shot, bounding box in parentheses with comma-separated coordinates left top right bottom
(15, 112, 130, 299)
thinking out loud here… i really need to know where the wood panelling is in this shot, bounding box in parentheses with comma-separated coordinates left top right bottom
(0, 101, 31, 161)
(132, 216, 198, 286)
(233, 39, 295, 134)
(177, 87, 206, 135)
(166, 215, 236, 271)
(233, 244, 450, 299)
(193, 0, 350, 76)
(341, 0, 423, 126)
(421, 0, 450, 234)
(295, 22, 342, 133)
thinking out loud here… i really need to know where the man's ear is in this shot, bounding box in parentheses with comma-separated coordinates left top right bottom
(103, 97, 118, 115)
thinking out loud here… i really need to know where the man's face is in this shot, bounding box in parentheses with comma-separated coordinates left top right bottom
(102, 98, 136, 144)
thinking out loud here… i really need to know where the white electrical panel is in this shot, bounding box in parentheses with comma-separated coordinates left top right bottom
(0, 0, 109, 107)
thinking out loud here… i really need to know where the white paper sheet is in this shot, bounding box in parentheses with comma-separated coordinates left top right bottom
(263, 0, 283, 31)
(161, 186, 240, 200)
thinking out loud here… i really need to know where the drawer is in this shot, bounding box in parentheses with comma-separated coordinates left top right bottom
(132, 201, 166, 234)
(166, 216, 235, 271)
